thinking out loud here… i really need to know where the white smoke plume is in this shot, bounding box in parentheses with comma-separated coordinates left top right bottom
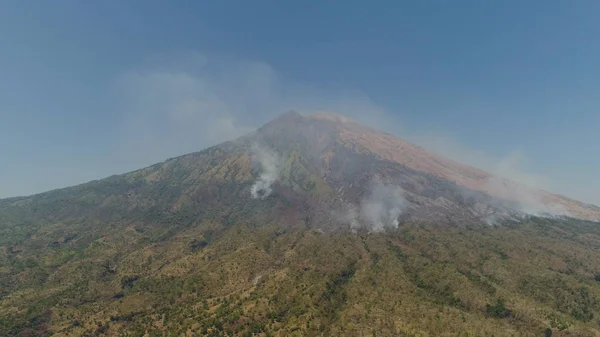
(338, 179, 407, 232)
(360, 180, 407, 232)
(250, 144, 281, 199)
(336, 203, 360, 229)
(484, 177, 569, 218)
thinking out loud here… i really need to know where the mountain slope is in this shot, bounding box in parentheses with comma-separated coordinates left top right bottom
(1, 111, 600, 336)
(308, 112, 600, 221)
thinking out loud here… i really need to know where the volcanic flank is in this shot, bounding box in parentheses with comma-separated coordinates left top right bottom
(3, 111, 600, 336)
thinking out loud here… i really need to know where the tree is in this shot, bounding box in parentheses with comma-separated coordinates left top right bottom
(485, 298, 512, 318)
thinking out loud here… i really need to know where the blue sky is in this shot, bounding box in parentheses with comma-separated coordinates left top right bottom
(1, 1, 599, 204)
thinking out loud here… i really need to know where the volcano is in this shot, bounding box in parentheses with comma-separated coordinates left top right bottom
(2, 111, 600, 336)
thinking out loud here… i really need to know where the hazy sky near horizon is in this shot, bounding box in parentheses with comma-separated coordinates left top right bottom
(1, 1, 599, 205)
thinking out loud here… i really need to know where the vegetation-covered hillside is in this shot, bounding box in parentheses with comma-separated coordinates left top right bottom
(3, 210, 600, 336)
(2, 112, 600, 336)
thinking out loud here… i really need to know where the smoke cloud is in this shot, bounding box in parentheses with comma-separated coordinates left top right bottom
(111, 53, 600, 211)
(8, 51, 593, 207)
(412, 134, 578, 218)
(339, 179, 407, 232)
(112, 52, 397, 174)
(336, 203, 360, 229)
(113, 52, 590, 218)
(113, 52, 575, 209)
(484, 177, 569, 218)
(250, 144, 281, 199)
(411, 134, 550, 190)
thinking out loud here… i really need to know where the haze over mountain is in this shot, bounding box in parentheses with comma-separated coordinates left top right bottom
(301, 112, 600, 223)
(4, 110, 597, 230)
(2, 111, 600, 336)
(249, 111, 600, 225)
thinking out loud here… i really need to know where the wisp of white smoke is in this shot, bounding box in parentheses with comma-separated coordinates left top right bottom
(484, 176, 570, 218)
(360, 180, 407, 232)
(336, 203, 360, 229)
(250, 144, 281, 199)
(339, 179, 407, 232)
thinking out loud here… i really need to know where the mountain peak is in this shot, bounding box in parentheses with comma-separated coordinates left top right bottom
(257, 110, 304, 131)
(308, 111, 354, 124)
(276, 109, 302, 120)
